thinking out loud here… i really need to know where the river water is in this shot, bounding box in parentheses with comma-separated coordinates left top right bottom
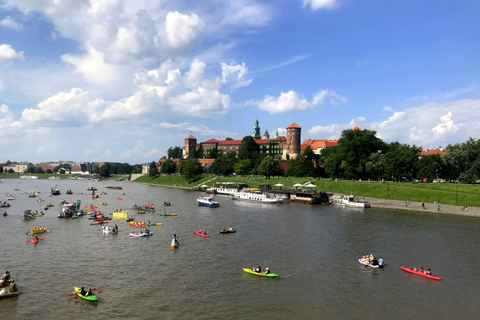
(0, 178, 479, 319)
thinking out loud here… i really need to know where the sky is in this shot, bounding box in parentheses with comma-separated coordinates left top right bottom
(1, 0, 479, 164)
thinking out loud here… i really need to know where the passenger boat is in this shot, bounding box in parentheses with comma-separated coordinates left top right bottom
(197, 196, 220, 207)
(401, 266, 441, 281)
(232, 188, 284, 204)
(66, 190, 73, 194)
(332, 195, 370, 208)
(74, 286, 98, 302)
(242, 268, 279, 278)
(215, 182, 248, 196)
(205, 187, 216, 194)
(50, 185, 60, 195)
(87, 186, 97, 191)
(112, 211, 128, 218)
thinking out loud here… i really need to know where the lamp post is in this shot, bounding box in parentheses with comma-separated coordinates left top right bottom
(456, 181, 458, 204)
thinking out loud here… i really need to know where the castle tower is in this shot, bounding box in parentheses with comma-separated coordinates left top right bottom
(184, 134, 197, 158)
(274, 128, 279, 139)
(252, 118, 261, 139)
(263, 130, 270, 139)
(285, 122, 301, 158)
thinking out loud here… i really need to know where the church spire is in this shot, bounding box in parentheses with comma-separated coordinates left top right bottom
(252, 118, 261, 139)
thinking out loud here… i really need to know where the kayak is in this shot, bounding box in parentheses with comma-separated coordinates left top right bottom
(90, 221, 107, 225)
(401, 266, 441, 281)
(129, 222, 146, 228)
(147, 223, 163, 226)
(194, 231, 209, 238)
(159, 213, 178, 216)
(242, 268, 279, 278)
(129, 232, 152, 237)
(220, 229, 236, 234)
(31, 228, 47, 234)
(171, 239, 179, 248)
(32, 238, 39, 244)
(74, 286, 98, 302)
(358, 259, 380, 268)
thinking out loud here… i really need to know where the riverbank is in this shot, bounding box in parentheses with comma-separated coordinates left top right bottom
(359, 195, 480, 218)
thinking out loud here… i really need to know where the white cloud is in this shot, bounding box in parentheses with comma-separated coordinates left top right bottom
(221, 61, 252, 89)
(303, 0, 340, 10)
(0, 44, 24, 61)
(61, 45, 120, 85)
(0, 16, 21, 30)
(163, 11, 206, 55)
(308, 123, 341, 135)
(313, 89, 347, 105)
(169, 87, 230, 118)
(432, 112, 459, 136)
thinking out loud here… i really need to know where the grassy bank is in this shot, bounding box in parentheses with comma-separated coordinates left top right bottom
(0, 173, 70, 179)
(133, 175, 480, 207)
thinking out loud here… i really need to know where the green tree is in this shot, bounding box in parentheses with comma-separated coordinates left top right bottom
(384, 143, 421, 181)
(258, 156, 284, 178)
(416, 154, 443, 181)
(148, 161, 158, 177)
(320, 129, 387, 179)
(27, 167, 36, 173)
(443, 138, 480, 182)
(59, 168, 66, 174)
(168, 146, 184, 159)
(7, 168, 14, 173)
(179, 158, 203, 183)
(160, 159, 177, 174)
(35, 167, 45, 174)
(198, 145, 205, 159)
(234, 159, 252, 176)
(238, 136, 260, 160)
(131, 164, 142, 174)
(45, 169, 52, 174)
(225, 137, 233, 140)
(99, 163, 112, 178)
(365, 151, 386, 180)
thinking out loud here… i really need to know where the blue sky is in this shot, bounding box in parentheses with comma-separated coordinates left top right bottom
(1, 0, 479, 164)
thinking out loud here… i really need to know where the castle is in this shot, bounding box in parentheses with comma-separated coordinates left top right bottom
(183, 120, 302, 160)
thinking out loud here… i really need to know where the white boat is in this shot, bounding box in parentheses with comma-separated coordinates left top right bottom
(48, 176, 60, 180)
(332, 195, 370, 208)
(215, 183, 249, 196)
(129, 232, 152, 237)
(6, 193, 14, 200)
(20, 175, 38, 179)
(232, 188, 284, 204)
(51, 185, 60, 195)
(358, 258, 379, 268)
(197, 196, 220, 207)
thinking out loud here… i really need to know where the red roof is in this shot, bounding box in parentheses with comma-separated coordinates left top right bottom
(420, 149, 446, 156)
(218, 140, 242, 146)
(287, 122, 301, 129)
(301, 139, 338, 150)
(352, 126, 363, 131)
(186, 135, 196, 139)
(255, 137, 286, 144)
(202, 139, 219, 144)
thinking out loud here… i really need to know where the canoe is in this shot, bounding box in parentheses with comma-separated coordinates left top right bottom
(171, 239, 179, 248)
(31, 228, 47, 234)
(147, 223, 163, 226)
(159, 213, 178, 216)
(401, 266, 441, 281)
(242, 268, 279, 278)
(220, 229, 236, 234)
(74, 286, 98, 302)
(129, 232, 152, 237)
(129, 222, 146, 228)
(194, 231, 209, 238)
(358, 259, 380, 268)
(90, 221, 107, 225)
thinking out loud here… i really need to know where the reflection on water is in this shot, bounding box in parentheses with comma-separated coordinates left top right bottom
(0, 179, 479, 319)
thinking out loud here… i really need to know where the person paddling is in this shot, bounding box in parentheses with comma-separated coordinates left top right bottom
(85, 288, 95, 297)
(264, 267, 271, 275)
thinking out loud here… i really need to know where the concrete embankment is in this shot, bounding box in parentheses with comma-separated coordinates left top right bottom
(359, 195, 480, 218)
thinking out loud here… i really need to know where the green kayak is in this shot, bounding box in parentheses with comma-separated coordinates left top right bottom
(243, 268, 279, 278)
(74, 286, 98, 302)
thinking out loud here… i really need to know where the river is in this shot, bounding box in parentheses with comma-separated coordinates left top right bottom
(0, 178, 479, 319)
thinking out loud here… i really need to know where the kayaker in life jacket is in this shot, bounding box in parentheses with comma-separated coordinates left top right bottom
(423, 268, 432, 275)
(254, 266, 261, 273)
(85, 288, 94, 297)
(264, 267, 271, 275)
(79, 287, 87, 296)
(33, 235, 39, 242)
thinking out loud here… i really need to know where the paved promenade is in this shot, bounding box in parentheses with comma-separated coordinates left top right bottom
(359, 195, 480, 218)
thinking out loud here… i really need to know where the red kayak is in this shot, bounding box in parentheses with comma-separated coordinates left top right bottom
(32, 238, 39, 244)
(401, 266, 441, 281)
(194, 231, 209, 238)
(129, 222, 146, 228)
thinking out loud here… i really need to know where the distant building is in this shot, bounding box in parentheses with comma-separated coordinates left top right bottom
(3, 162, 34, 173)
(252, 118, 261, 139)
(301, 139, 339, 154)
(283, 122, 301, 158)
(420, 148, 447, 157)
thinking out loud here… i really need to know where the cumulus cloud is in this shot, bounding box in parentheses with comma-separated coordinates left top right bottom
(169, 87, 230, 118)
(0, 44, 24, 61)
(303, 0, 340, 10)
(163, 11, 206, 55)
(0, 16, 21, 30)
(221, 62, 252, 89)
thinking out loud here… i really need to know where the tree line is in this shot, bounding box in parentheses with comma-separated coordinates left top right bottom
(157, 129, 480, 184)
